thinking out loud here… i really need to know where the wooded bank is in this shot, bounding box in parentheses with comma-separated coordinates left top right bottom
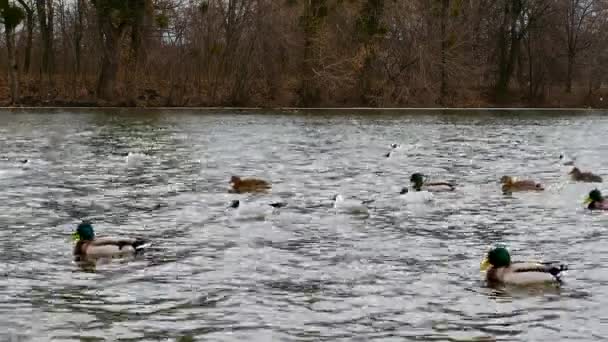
(1, 0, 608, 108)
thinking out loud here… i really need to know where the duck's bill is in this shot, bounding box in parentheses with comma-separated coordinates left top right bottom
(71, 232, 80, 242)
(584, 196, 592, 205)
(480, 257, 491, 271)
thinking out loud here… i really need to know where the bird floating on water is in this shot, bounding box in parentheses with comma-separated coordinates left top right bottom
(332, 194, 369, 216)
(480, 245, 567, 285)
(584, 189, 608, 210)
(72, 222, 148, 261)
(229, 176, 271, 193)
(569, 167, 602, 183)
(227, 199, 284, 220)
(385, 143, 401, 158)
(125, 152, 149, 168)
(500, 176, 544, 194)
(410, 173, 455, 192)
(559, 153, 576, 166)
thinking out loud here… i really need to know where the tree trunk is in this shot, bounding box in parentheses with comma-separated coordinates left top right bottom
(96, 15, 125, 101)
(495, 0, 522, 97)
(299, 0, 326, 106)
(16, 1, 34, 74)
(97, 31, 122, 100)
(35, 0, 54, 75)
(24, 11, 33, 74)
(439, 0, 449, 105)
(131, 0, 153, 65)
(74, 0, 84, 75)
(5, 27, 20, 105)
(566, 52, 574, 93)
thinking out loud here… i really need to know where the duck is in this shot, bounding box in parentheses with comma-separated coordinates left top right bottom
(410, 173, 455, 192)
(385, 143, 400, 158)
(72, 222, 148, 261)
(125, 152, 149, 168)
(227, 199, 282, 220)
(500, 176, 544, 194)
(480, 245, 567, 285)
(332, 194, 369, 216)
(584, 189, 608, 210)
(569, 167, 602, 182)
(559, 153, 576, 166)
(229, 176, 271, 193)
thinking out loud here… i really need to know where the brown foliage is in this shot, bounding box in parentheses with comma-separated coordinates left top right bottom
(1, 0, 608, 108)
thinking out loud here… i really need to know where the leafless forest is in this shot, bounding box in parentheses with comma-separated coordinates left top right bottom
(1, 0, 608, 107)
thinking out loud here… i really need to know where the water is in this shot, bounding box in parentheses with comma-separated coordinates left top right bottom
(0, 109, 606, 341)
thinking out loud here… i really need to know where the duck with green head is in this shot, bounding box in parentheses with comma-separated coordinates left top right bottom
(480, 245, 566, 285)
(410, 173, 455, 192)
(584, 189, 608, 210)
(72, 221, 148, 261)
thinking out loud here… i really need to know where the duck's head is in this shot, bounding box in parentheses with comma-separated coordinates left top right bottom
(72, 221, 95, 242)
(230, 176, 241, 184)
(410, 173, 425, 191)
(229, 200, 240, 208)
(500, 176, 513, 185)
(569, 167, 581, 175)
(480, 245, 511, 270)
(585, 189, 603, 205)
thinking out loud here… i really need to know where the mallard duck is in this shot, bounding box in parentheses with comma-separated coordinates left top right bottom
(332, 194, 369, 215)
(500, 176, 544, 194)
(229, 176, 271, 193)
(480, 246, 567, 285)
(410, 173, 455, 192)
(569, 167, 602, 182)
(72, 222, 147, 261)
(584, 189, 608, 210)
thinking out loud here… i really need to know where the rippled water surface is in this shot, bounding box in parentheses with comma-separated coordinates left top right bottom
(0, 109, 607, 341)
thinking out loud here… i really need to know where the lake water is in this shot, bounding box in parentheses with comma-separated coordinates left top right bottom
(0, 109, 606, 341)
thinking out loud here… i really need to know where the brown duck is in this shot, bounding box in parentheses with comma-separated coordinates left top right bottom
(230, 176, 271, 193)
(500, 176, 544, 194)
(569, 167, 602, 183)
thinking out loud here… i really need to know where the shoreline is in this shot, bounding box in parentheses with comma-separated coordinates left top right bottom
(0, 106, 601, 111)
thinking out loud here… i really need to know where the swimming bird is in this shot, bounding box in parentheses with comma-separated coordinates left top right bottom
(500, 176, 544, 194)
(125, 152, 149, 168)
(72, 222, 148, 261)
(584, 189, 608, 210)
(384, 143, 400, 158)
(559, 153, 576, 166)
(569, 167, 602, 182)
(410, 173, 455, 192)
(229, 176, 271, 193)
(332, 194, 369, 215)
(480, 245, 567, 285)
(228, 199, 284, 220)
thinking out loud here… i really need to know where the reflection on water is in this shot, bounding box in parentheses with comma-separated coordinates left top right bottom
(0, 109, 607, 341)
